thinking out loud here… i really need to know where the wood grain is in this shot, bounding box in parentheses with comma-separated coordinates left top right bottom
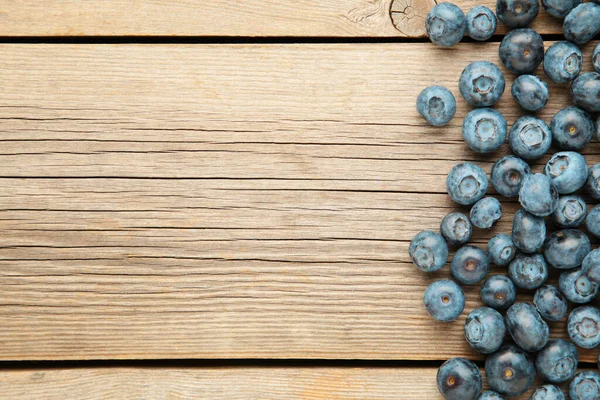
(0, 366, 574, 399)
(0, 42, 598, 361)
(0, 0, 562, 37)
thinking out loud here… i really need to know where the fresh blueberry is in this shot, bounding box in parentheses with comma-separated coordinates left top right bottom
(496, 0, 539, 28)
(424, 280, 465, 322)
(569, 371, 600, 400)
(426, 3, 467, 47)
(467, 6, 497, 41)
(451, 245, 490, 284)
(553, 195, 587, 228)
(477, 391, 505, 400)
(511, 74, 549, 111)
(459, 61, 506, 107)
(571, 72, 600, 113)
(582, 249, 600, 285)
(488, 234, 517, 267)
(499, 28, 544, 75)
(490, 155, 531, 197)
(535, 339, 578, 383)
(462, 108, 507, 153)
(447, 162, 489, 205)
(509, 253, 548, 289)
(594, 42, 600, 73)
(542, 0, 582, 18)
(585, 205, 600, 238)
(545, 152, 588, 194)
(464, 307, 506, 354)
(586, 163, 600, 199)
(509, 116, 552, 160)
(470, 197, 503, 229)
(437, 357, 482, 400)
(409, 231, 449, 272)
(543, 229, 590, 269)
(485, 344, 536, 397)
(506, 302, 549, 352)
(417, 86, 457, 126)
(543, 41, 582, 84)
(519, 174, 558, 217)
(568, 306, 600, 349)
(481, 275, 517, 310)
(529, 385, 566, 400)
(559, 268, 598, 304)
(551, 106, 594, 151)
(512, 209, 546, 253)
(563, 3, 600, 45)
(534, 285, 568, 321)
(441, 212, 473, 246)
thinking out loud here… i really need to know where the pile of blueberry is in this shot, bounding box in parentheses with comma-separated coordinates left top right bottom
(413, 0, 600, 399)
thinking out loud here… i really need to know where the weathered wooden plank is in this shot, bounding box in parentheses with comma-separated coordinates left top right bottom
(0, 366, 575, 399)
(0, 0, 562, 37)
(0, 43, 598, 361)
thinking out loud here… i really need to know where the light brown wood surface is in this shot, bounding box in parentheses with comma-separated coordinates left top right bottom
(0, 42, 598, 363)
(0, 0, 562, 37)
(0, 366, 572, 399)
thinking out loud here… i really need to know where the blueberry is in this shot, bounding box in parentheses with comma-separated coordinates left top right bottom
(488, 234, 517, 266)
(553, 195, 587, 228)
(519, 174, 558, 217)
(441, 212, 473, 246)
(490, 155, 531, 197)
(594, 42, 600, 73)
(512, 209, 546, 253)
(529, 385, 566, 400)
(477, 391, 505, 400)
(569, 371, 600, 400)
(582, 249, 600, 285)
(543, 229, 590, 269)
(467, 6, 497, 41)
(559, 268, 598, 304)
(542, 0, 582, 18)
(451, 245, 490, 284)
(506, 302, 549, 352)
(543, 41, 583, 84)
(470, 197, 502, 229)
(459, 61, 506, 107)
(409, 231, 449, 272)
(585, 205, 600, 238)
(485, 345, 536, 396)
(447, 162, 489, 205)
(496, 0, 539, 28)
(509, 116, 552, 160)
(568, 306, 600, 349)
(534, 285, 568, 321)
(544, 152, 588, 194)
(535, 339, 578, 383)
(509, 253, 548, 289)
(464, 307, 506, 354)
(437, 358, 482, 400)
(424, 279, 466, 322)
(586, 163, 600, 199)
(511, 74, 549, 111)
(426, 3, 467, 47)
(417, 86, 457, 126)
(550, 106, 594, 151)
(462, 108, 507, 153)
(571, 72, 600, 113)
(563, 3, 600, 45)
(481, 275, 517, 311)
(499, 28, 544, 75)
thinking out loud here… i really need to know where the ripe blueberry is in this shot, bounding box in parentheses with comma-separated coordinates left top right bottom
(409, 231, 449, 272)
(470, 197, 503, 229)
(571, 72, 600, 113)
(426, 3, 467, 47)
(488, 234, 516, 267)
(529, 385, 566, 400)
(512, 209, 546, 253)
(568, 306, 600, 348)
(550, 106, 594, 151)
(417, 86, 457, 126)
(451, 245, 490, 284)
(511, 74, 549, 111)
(462, 108, 507, 153)
(508, 253, 548, 290)
(545, 151, 588, 194)
(569, 371, 600, 400)
(543, 41, 582, 84)
(481, 275, 517, 311)
(466, 6, 497, 41)
(535, 339, 578, 383)
(485, 344, 536, 396)
(582, 249, 600, 285)
(496, 0, 539, 28)
(459, 61, 506, 107)
(553, 195, 587, 228)
(490, 155, 530, 197)
(533, 285, 568, 322)
(437, 357, 482, 400)
(440, 212, 473, 247)
(543, 229, 590, 270)
(563, 3, 600, 45)
(586, 163, 600, 199)
(499, 28, 544, 75)
(464, 307, 506, 354)
(519, 174, 558, 217)
(447, 162, 489, 205)
(560, 268, 598, 304)
(508, 116, 552, 160)
(585, 205, 600, 238)
(424, 280, 466, 322)
(506, 302, 549, 352)
(542, 0, 582, 18)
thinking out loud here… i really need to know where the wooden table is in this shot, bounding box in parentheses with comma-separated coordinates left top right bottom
(0, 1, 598, 398)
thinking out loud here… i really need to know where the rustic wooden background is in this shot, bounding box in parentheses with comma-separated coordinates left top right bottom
(0, 1, 598, 399)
